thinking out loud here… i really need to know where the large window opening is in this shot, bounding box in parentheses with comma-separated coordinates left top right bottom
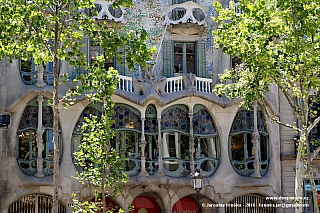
(229, 107, 269, 176)
(17, 98, 61, 176)
(161, 104, 219, 177)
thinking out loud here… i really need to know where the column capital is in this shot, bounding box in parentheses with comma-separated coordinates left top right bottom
(37, 95, 44, 102)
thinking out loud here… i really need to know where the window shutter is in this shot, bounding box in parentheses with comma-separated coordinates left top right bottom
(115, 48, 126, 76)
(196, 40, 206, 78)
(80, 37, 90, 65)
(163, 40, 174, 77)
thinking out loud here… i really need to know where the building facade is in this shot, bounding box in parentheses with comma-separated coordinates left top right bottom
(0, 0, 296, 212)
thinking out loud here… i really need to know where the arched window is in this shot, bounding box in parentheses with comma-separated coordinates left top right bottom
(112, 104, 142, 175)
(229, 107, 269, 176)
(161, 104, 219, 177)
(9, 194, 66, 213)
(72, 103, 142, 175)
(193, 105, 220, 176)
(72, 103, 103, 167)
(17, 98, 62, 176)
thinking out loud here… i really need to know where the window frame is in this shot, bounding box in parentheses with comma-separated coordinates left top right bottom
(228, 108, 270, 176)
(173, 42, 197, 75)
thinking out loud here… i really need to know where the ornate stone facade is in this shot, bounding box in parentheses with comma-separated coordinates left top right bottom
(0, 0, 287, 213)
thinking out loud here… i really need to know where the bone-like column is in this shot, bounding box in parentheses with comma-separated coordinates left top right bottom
(139, 118, 149, 177)
(34, 95, 45, 178)
(251, 102, 261, 178)
(155, 117, 165, 176)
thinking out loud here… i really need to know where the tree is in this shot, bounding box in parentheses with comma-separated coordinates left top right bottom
(70, 30, 155, 212)
(0, 0, 155, 212)
(213, 0, 320, 212)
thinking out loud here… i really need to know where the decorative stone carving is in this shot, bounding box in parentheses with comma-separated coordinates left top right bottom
(35, 65, 46, 88)
(91, 0, 125, 22)
(182, 73, 196, 90)
(163, 1, 207, 26)
(133, 75, 167, 97)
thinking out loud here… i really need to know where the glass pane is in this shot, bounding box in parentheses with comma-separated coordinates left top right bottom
(186, 54, 195, 74)
(199, 137, 217, 158)
(31, 131, 37, 159)
(174, 43, 183, 53)
(174, 54, 183, 73)
(247, 133, 253, 158)
(18, 131, 31, 159)
(43, 130, 54, 159)
(231, 134, 244, 161)
(180, 134, 190, 159)
(168, 134, 176, 157)
(119, 132, 140, 158)
(21, 59, 33, 72)
(90, 41, 100, 64)
(43, 61, 53, 73)
(260, 134, 268, 161)
(186, 44, 195, 53)
(145, 135, 158, 159)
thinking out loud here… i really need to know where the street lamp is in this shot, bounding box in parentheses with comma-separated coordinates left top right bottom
(192, 168, 203, 213)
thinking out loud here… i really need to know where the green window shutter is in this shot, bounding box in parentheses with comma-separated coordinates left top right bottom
(196, 40, 206, 78)
(115, 48, 126, 76)
(80, 37, 90, 65)
(163, 40, 174, 77)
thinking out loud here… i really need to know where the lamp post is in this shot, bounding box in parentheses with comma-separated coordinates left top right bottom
(192, 168, 203, 213)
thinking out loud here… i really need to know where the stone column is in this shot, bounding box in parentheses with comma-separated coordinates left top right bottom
(155, 117, 165, 176)
(35, 65, 46, 88)
(251, 102, 261, 178)
(189, 112, 195, 174)
(139, 118, 149, 177)
(34, 95, 44, 178)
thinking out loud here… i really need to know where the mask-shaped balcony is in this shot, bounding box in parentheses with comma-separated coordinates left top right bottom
(90, 0, 125, 22)
(163, 1, 207, 26)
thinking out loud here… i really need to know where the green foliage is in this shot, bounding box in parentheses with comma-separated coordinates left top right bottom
(214, 1, 320, 211)
(213, 0, 320, 107)
(0, 0, 156, 212)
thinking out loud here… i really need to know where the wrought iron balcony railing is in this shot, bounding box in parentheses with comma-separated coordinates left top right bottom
(163, 1, 207, 26)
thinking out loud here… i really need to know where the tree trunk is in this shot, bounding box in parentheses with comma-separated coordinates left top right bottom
(304, 129, 319, 213)
(295, 143, 304, 213)
(52, 4, 60, 212)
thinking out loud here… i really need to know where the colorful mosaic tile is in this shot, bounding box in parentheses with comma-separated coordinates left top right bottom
(112, 106, 142, 130)
(161, 107, 190, 132)
(231, 109, 267, 133)
(19, 105, 53, 129)
(193, 109, 216, 135)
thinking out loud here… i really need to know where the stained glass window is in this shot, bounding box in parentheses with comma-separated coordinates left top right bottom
(112, 105, 142, 131)
(230, 109, 267, 133)
(161, 107, 190, 132)
(229, 107, 269, 176)
(193, 109, 216, 135)
(74, 106, 102, 132)
(17, 98, 61, 176)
